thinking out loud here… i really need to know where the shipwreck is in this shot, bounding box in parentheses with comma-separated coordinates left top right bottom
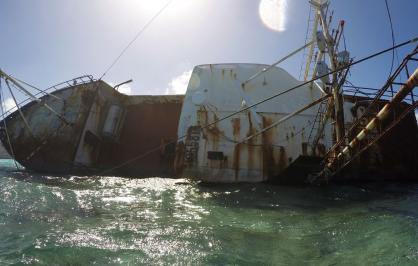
(0, 0, 417, 183)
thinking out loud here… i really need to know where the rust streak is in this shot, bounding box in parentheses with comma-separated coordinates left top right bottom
(261, 116, 275, 178)
(233, 143, 241, 181)
(278, 146, 287, 171)
(207, 113, 221, 151)
(231, 118, 241, 140)
(246, 112, 257, 170)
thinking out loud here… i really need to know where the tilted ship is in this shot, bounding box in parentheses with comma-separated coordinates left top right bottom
(0, 75, 183, 177)
(0, 0, 417, 183)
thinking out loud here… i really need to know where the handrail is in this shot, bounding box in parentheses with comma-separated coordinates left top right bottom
(0, 75, 95, 120)
(318, 45, 418, 181)
(343, 86, 418, 104)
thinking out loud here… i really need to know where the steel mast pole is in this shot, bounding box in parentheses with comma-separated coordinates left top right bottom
(312, 0, 346, 144)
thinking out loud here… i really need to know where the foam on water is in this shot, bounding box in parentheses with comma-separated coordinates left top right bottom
(0, 159, 418, 265)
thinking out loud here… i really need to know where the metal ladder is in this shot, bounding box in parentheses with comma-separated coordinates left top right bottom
(307, 98, 328, 151)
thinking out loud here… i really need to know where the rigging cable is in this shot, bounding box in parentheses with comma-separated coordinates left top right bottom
(384, 0, 396, 78)
(96, 37, 418, 176)
(99, 0, 173, 80)
(299, 4, 313, 80)
(10, 75, 61, 101)
(4, 81, 35, 138)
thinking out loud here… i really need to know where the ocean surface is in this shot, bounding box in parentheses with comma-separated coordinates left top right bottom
(0, 159, 418, 265)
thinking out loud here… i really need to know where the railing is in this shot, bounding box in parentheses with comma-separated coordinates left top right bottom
(319, 44, 418, 180)
(343, 85, 418, 105)
(1, 75, 95, 120)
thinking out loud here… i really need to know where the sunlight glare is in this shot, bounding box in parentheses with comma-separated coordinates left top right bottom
(259, 0, 287, 32)
(125, 0, 193, 18)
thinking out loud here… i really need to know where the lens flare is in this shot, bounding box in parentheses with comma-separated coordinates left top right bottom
(259, 0, 287, 32)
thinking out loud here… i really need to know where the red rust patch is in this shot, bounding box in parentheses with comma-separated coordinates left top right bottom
(205, 113, 222, 151)
(174, 141, 185, 174)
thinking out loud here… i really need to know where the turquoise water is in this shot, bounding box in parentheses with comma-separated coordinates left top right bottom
(1, 159, 418, 265)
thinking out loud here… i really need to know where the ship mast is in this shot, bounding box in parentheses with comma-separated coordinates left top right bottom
(304, 0, 349, 146)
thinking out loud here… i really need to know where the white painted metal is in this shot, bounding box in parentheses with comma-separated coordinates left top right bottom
(177, 64, 339, 182)
(102, 105, 124, 139)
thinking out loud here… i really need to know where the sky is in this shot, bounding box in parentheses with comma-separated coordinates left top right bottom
(0, 0, 418, 106)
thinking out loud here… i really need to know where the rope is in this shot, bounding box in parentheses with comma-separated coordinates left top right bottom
(10, 75, 61, 101)
(299, 4, 314, 80)
(384, 0, 396, 78)
(4, 80, 35, 138)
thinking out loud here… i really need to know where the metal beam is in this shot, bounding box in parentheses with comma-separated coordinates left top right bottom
(243, 40, 316, 87)
(239, 94, 331, 144)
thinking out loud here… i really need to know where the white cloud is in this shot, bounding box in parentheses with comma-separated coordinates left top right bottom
(117, 84, 132, 95)
(107, 70, 192, 96)
(2, 98, 16, 112)
(165, 70, 192, 95)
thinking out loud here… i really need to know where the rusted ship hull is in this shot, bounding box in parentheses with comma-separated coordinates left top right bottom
(335, 100, 418, 182)
(174, 64, 418, 183)
(1, 0, 417, 183)
(0, 79, 183, 176)
(0, 72, 417, 183)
